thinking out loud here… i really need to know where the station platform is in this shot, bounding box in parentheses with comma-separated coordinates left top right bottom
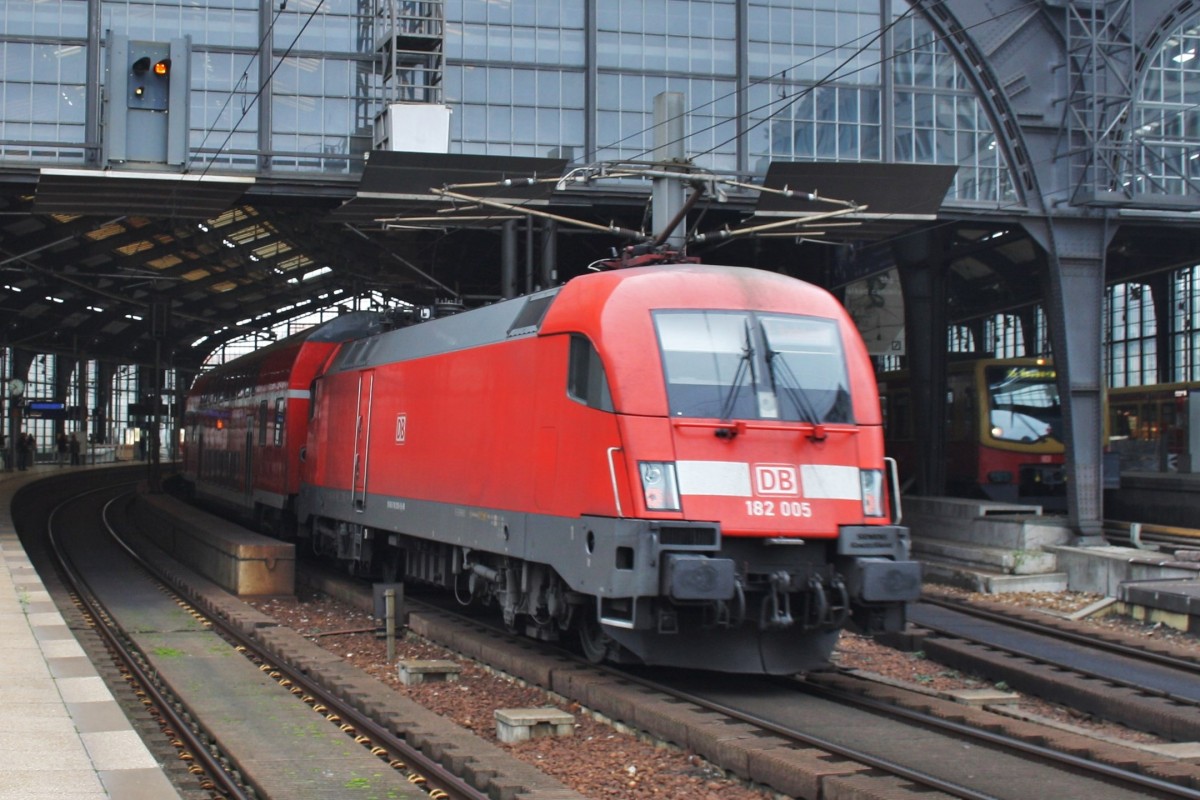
(1106, 470, 1200, 529)
(0, 463, 183, 800)
(1121, 579, 1200, 632)
(905, 494, 1200, 634)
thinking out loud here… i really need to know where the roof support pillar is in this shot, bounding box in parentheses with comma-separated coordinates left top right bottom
(895, 228, 949, 498)
(1015, 306, 1039, 355)
(94, 362, 114, 446)
(1145, 272, 1172, 381)
(7, 350, 34, 472)
(501, 219, 518, 299)
(539, 219, 557, 290)
(53, 356, 74, 439)
(1026, 216, 1115, 542)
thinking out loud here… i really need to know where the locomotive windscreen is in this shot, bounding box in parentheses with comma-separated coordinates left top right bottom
(653, 310, 852, 423)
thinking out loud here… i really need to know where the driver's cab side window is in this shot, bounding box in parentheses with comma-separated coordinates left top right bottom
(567, 335, 613, 411)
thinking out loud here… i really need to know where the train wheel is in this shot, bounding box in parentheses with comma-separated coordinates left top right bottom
(578, 609, 613, 664)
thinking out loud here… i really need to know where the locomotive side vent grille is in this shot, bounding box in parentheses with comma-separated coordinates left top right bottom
(507, 292, 557, 336)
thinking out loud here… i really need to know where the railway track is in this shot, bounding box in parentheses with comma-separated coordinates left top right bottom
(645, 666, 1200, 800)
(11, 471, 213, 800)
(1103, 519, 1200, 551)
(305, 567, 1200, 800)
(19, 472, 1200, 800)
(47, 484, 252, 800)
(909, 594, 1200, 741)
(32, 481, 498, 800)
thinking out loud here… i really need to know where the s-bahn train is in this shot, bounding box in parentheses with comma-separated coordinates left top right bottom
(181, 264, 920, 674)
(879, 357, 1066, 506)
(1108, 381, 1200, 473)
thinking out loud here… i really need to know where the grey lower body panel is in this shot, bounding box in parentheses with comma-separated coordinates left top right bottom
(606, 624, 841, 675)
(298, 485, 912, 674)
(298, 485, 675, 597)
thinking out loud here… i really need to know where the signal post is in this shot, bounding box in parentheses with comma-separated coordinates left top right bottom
(104, 34, 191, 168)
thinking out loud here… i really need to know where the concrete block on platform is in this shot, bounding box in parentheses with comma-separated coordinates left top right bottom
(912, 538, 1058, 575)
(131, 492, 294, 597)
(903, 495, 1042, 520)
(1142, 742, 1200, 762)
(941, 688, 1021, 706)
(494, 707, 575, 743)
(397, 659, 461, 686)
(1116, 578, 1200, 633)
(1115, 602, 1194, 633)
(921, 561, 1068, 594)
(987, 517, 1073, 549)
(1048, 545, 1195, 596)
(1121, 579, 1200, 616)
(906, 510, 1071, 550)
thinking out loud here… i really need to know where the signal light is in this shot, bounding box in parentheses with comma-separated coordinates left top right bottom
(129, 54, 169, 105)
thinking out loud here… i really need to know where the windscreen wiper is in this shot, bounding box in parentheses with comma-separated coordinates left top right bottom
(766, 346, 827, 440)
(718, 321, 755, 422)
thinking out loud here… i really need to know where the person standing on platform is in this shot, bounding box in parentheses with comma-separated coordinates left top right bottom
(16, 431, 29, 470)
(69, 432, 80, 466)
(56, 431, 67, 467)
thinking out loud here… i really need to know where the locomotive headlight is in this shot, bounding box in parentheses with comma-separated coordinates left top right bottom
(639, 461, 680, 511)
(860, 469, 885, 517)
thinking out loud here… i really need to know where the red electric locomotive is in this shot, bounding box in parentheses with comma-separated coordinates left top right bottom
(184, 264, 919, 674)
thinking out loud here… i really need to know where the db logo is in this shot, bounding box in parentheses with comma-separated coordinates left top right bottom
(754, 464, 798, 496)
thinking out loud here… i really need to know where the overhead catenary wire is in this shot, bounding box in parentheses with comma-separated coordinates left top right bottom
(611, 1, 1047, 172)
(150, 2, 1179, 352)
(186, 1, 291, 174)
(371, 4, 941, 233)
(192, 0, 327, 183)
(385, 1, 1052, 247)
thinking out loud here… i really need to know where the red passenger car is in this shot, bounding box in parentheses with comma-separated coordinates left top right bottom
(181, 313, 384, 534)
(185, 265, 919, 674)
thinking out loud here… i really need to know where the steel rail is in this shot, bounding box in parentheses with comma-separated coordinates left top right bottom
(46, 484, 252, 800)
(344, 576, 1003, 800)
(389, 582, 1199, 800)
(103, 492, 489, 800)
(799, 676, 1200, 800)
(623, 670, 1003, 800)
(917, 596, 1200, 705)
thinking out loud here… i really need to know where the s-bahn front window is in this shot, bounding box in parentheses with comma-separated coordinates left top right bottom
(654, 310, 852, 423)
(985, 365, 1062, 443)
